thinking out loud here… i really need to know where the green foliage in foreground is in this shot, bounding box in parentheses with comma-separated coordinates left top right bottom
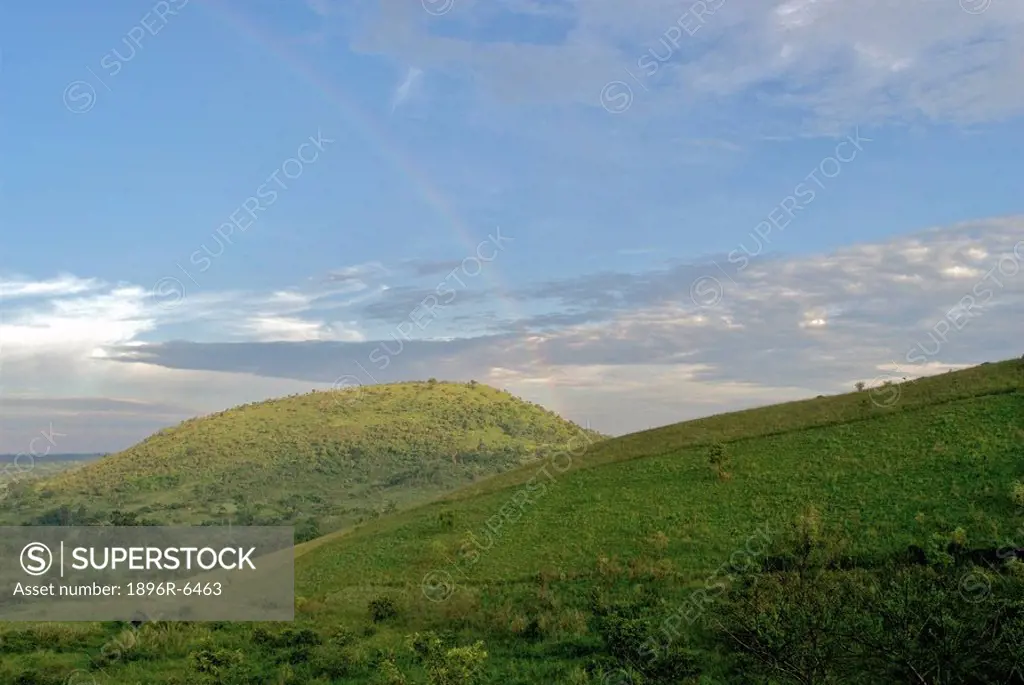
(0, 381, 603, 533)
(1, 359, 1022, 683)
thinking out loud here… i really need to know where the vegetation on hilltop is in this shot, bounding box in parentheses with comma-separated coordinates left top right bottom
(3, 359, 1023, 683)
(0, 381, 603, 535)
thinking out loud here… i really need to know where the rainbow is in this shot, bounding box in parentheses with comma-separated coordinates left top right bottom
(199, 2, 563, 414)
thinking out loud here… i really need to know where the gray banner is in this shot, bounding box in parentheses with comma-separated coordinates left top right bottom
(0, 526, 294, 621)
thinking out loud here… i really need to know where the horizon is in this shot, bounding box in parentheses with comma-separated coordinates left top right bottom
(1, 359, 1003, 458)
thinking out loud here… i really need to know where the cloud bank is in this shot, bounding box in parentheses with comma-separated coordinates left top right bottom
(3, 214, 1021, 451)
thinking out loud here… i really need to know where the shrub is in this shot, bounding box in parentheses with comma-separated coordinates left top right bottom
(310, 644, 353, 679)
(794, 505, 823, 555)
(251, 626, 322, 665)
(295, 517, 321, 543)
(759, 504, 850, 572)
(426, 641, 488, 685)
(369, 595, 399, 623)
(714, 561, 1024, 684)
(407, 632, 490, 683)
(252, 627, 322, 649)
(923, 527, 970, 566)
(1012, 481, 1024, 508)
(590, 600, 701, 683)
(407, 631, 444, 662)
(376, 657, 408, 684)
(438, 510, 455, 530)
(328, 626, 357, 646)
(188, 647, 246, 681)
(707, 442, 730, 480)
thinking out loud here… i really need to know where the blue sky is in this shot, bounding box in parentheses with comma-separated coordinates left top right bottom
(1, 0, 1023, 453)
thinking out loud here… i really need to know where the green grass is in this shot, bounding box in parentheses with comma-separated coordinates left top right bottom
(298, 390, 1023, 592)
(0, 380, 603, 533)
(2, 359, 1022, 683)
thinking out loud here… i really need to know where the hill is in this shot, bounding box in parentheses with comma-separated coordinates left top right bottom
(3, 359, 1022, 684)
(0, 380, 603, 533)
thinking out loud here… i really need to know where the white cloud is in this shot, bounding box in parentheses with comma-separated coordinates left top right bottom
(0, 274, 100, 299)
(323, 261, 389, 285)
(235, 316, 365, 342)
(3, 215, 1022, 451)
(0, 285, 154, 357)
(391, 66, 423, 112)
(338, 0, 1024, 133)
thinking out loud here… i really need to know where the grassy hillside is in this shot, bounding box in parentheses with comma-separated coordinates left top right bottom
(0, 381, 603, 532)
(298, 391, 1023, 588)
(3, 359, 1023, 684)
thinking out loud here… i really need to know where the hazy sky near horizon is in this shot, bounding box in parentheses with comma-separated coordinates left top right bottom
(2, 0, 1023, 452)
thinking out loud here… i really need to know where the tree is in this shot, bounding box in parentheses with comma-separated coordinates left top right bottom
(855, 381, 866, 391)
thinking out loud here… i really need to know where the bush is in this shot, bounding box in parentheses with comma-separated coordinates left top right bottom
(295, 517, 321, 543)
(707, 442, 730, 480)
(407, 632, 489, 684)
(328, 626, 357, 646)
(252, 626, 322, 665)
(188, 647, 246, 681)
(376, 657, 408, 684)
(310, 644, 353, 679)
(252, 627, 322, 649)
(590, 600, 701, 683)
(427, 642, 489, 685)
(369, 595, 399, 623)
(924, 527, 968, 567)
(714, 539, 1024, 683)
(407, 631, 444, 663)
(1012, 481, 1024, 508)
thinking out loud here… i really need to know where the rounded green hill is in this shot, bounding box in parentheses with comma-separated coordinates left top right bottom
(3, 381, 603, 531)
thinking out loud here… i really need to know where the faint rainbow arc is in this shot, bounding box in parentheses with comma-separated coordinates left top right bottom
(200, 3, 563, 414)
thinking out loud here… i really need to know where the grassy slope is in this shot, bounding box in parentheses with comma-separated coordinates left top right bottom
(293, 359, 1023, 562)
(0, 381, 602, 529)
(284, 359, 1024, 679)
(301, 391, 1023, 589)
(299, 358, 1024, 581)
(3, 360, 1022, 684)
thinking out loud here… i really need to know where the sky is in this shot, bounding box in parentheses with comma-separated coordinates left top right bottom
(1, 0, 1023, 453)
